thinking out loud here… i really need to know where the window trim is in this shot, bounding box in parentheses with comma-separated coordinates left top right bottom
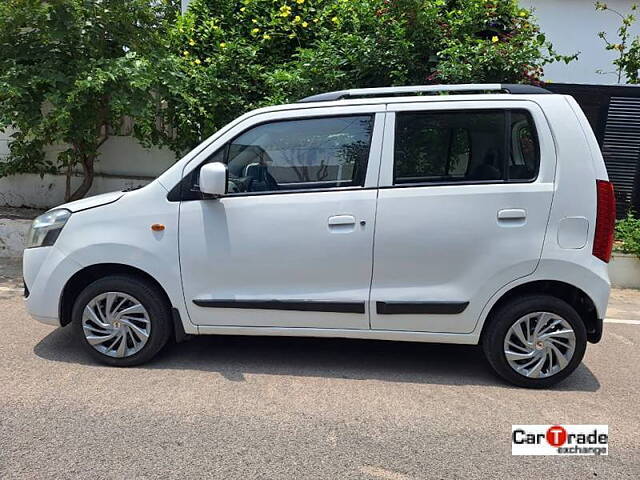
(169, 113, 378, 201)
(220, 184, 379, 198)
(506, 110, 541, 183)
(390, 108, 541, 188)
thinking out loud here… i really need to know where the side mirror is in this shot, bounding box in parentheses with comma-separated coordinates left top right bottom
(199, 162, 228, 197)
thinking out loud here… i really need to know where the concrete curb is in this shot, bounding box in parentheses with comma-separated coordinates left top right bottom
(609, 253, 640, 290)
(0, 218, 30, 258)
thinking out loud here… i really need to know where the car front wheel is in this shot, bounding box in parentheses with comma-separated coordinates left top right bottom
(72, 274, 172, 366)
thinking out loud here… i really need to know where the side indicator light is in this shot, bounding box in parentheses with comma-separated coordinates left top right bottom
(151, 224, 165, 232)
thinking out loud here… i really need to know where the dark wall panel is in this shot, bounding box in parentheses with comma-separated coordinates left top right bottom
(547, 83, 640, 217)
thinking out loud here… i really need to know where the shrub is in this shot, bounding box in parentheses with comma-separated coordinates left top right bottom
(615, 212, 640, 257)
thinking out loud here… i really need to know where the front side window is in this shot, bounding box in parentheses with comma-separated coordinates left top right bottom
(215, 115, 374, 194)
(393, 109, 539, 185)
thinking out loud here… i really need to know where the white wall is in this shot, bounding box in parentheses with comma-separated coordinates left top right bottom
(0, 129, 178, 208)
(0, 172, 157, 209)
(24, 134, 177, 178)
(0, 133, 9, 159)
(91, 136, 176, 177)
(524, 0, 640, 84)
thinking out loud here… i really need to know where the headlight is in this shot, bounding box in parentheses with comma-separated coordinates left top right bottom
(26, 209, 71, 249)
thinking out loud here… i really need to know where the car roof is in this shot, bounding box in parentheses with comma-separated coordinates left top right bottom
(248, 93, 562, 117)
(239, 84, 556, 116)
(297, 83, 550, 103)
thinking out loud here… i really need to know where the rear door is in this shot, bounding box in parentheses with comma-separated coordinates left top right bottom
(370, 100, 556, 333)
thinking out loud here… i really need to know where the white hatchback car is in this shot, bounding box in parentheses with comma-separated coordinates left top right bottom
(23, 84, 615, 388)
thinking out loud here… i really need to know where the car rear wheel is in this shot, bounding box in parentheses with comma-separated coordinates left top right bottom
(482, 294, 587, 388)
(72, 275, 172, 366)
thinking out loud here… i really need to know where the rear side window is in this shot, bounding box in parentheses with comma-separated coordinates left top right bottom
(393, 109, 539, 185)
(509, 111, 539, 181)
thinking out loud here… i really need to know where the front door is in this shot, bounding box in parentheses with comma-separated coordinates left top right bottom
(370, 101, 556, 334)
(179, 110, 384, 329)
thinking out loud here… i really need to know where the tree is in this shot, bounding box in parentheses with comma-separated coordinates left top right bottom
(0, 0, 576, 201)
(154, 0, 575, 154)
(0, 0, 179, 201)
(595, 1, 640, 84)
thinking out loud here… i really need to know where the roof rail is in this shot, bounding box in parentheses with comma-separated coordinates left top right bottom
(297, 83, 551, 103)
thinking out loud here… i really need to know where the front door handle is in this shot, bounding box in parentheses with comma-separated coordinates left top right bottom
(328, 215, 356, 233)
(328, 215, 356, 226)
(497, 208, 526, 220)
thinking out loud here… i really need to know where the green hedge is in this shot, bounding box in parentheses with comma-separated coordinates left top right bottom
(616, 212, 640, 257)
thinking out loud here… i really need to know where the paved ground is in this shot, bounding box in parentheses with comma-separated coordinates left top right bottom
(0, 206, 43, 220)
(1, 258, 639, 479)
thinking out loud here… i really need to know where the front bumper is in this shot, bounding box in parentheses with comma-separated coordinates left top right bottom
(28, 313, 61, 326)
(23, 245, 82, 327)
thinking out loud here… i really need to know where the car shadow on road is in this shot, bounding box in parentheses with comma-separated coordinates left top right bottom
(33, 327, 600, 391)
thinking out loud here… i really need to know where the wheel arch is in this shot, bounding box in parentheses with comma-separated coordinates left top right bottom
(59, 263, 189, 341)
(479, 280, 601, 344)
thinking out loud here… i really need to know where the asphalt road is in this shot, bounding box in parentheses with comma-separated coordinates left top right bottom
(1, 260, 639, 479)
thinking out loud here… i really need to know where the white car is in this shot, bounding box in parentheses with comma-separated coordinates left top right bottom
(23, 84, 615, 388)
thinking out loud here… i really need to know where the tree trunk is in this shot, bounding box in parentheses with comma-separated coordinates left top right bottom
(65, 132, 107, 202)
(64, 162, 72, 203)
(66, 153, 95, 202)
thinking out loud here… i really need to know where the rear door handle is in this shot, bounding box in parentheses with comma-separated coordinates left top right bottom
(497, 209, 526, 220)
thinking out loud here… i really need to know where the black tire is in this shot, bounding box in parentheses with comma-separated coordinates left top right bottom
(72, 274, 172, 366)
(482, 294, 587, 389)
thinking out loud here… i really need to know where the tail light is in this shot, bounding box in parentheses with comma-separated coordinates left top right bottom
(593, 180, 616, 263)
